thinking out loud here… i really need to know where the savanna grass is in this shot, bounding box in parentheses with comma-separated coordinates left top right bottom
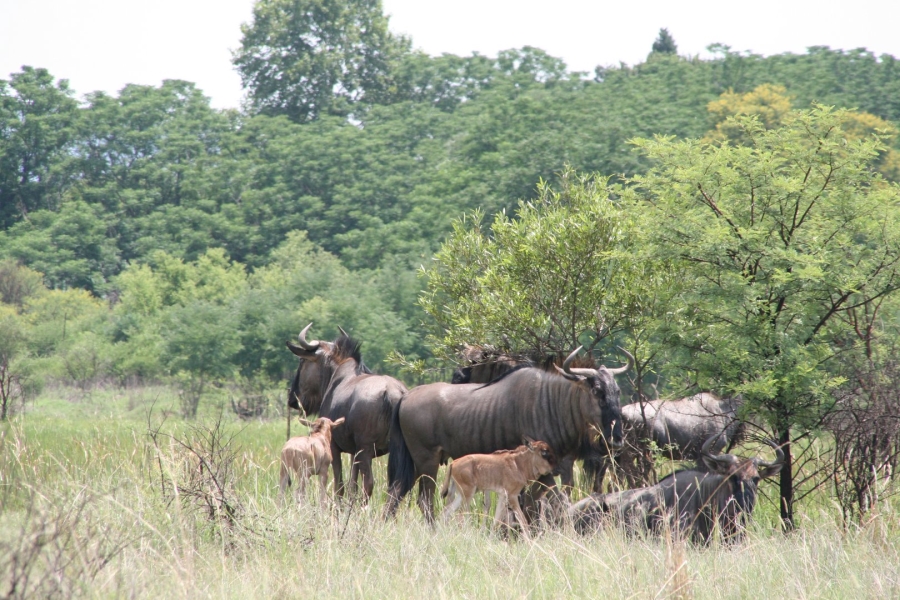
(1, 386, 899, 598)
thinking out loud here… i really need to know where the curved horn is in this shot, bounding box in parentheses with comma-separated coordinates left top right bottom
(701, 434, 737, 466)
(754, 439, 785, 470)
(297, 323, 320, 351)
(606, 347, 634, 375)
(561, 346, 601, 377)
(562, 346, 584, 373)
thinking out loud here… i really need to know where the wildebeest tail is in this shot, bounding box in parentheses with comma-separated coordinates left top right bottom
(387, 397, 415, 501)
(440, 464, 453, 500)
(279, 458, 291, 489)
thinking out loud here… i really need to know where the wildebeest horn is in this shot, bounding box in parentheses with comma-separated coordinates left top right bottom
(338, 326, 349, 337)
(701, 434, 738, 466)
(753, 439, 785, 471)
(560, 346, 600, 377)
(297, 323, 320, 351)
(607, 347, 634, 375)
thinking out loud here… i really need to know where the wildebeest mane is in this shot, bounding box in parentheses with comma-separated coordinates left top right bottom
(333, 333, 372, 375)
(473, 353, 598, 389)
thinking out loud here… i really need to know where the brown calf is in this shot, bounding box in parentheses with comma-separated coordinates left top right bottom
(440, 437, 557, 535)
(279, 417, 345, 505)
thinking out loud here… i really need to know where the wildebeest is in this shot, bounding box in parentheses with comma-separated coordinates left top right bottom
(623, 393, 745, 460)
(569, 436, 784, 543)
(450, 345, 531, 384)
(385, 346, 631, 522)
(286, 324, 408, 501)
(449, 346, 613, 493)
(279, 417, 346, 505)
(593, 393, 747, 490)
(441, 437, 557, 535)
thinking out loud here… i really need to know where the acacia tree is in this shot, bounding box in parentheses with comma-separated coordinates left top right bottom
(233, 0, 410, 122)
(627, 106, 900, 528)
(420, 169, 669, 367)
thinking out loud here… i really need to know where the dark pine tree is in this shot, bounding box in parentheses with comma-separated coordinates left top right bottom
(652, 28, 678, 55)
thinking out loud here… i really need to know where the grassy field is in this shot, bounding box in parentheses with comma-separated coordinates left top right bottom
(1, 385, 899, 598)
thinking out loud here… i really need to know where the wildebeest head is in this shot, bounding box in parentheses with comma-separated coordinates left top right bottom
(697, 435, 784, 520)
(523, 435, 558, 472)
(554, 346, 632, 453)
(285, 323, 371, 415)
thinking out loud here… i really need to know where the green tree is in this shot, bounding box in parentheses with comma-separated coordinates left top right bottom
(163, 301, 242, 418)
(421, 169, 650, 358)
(627, 106, 900, 528)
(0, 67, 78, 228)
(233, 0, 410, 122)
(651, 28, 678, 55)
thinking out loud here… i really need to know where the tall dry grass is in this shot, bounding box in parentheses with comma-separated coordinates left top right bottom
(1, 389, 899, 598)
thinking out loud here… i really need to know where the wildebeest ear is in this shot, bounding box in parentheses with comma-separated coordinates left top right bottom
(298, 417, 313, 428)
(757, 462, 783, 479)
(700, 453, 738, 476)
(286, 340, 318, 358)
(332, 417, 346, 428)
(523, 435, 536, 449)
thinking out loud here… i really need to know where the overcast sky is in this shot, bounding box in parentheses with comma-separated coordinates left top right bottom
(1, 0, 898, 110)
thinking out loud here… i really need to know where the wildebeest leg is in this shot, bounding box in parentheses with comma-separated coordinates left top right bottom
(416, 464, 439, 524)
(278, 464, 291, 507)
(357, 449, 376, 502)
(349, 452, 361, 499)
(331, 442, 344, 499)
(318, 468, 329, 506)
(507, 493, 531, 539)
(557, 456, 575, 493)
(296, 467, 308, 505)
(523, 473, 556, 524)
(492, 490, 510, 531)
(441, 480, 467, 524)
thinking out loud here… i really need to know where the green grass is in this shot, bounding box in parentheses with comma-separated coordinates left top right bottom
(1, 385, 899, 598)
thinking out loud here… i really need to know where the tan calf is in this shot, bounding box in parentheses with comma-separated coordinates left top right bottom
(279, 417, 345, 505)
(440, 437, 557, 535)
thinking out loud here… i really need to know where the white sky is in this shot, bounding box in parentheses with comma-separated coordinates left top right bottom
(1, 0, 898, 110)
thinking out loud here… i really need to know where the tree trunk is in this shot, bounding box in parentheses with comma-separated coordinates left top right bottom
(778, 427, 794, 531)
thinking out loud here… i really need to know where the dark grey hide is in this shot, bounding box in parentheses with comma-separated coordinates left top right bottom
(385, 347, 629, 522)
(287, 324, 407, 501)
(570, 437, 783, 544)
(589, 393, 747, 492)
(622, 393, 746, 461)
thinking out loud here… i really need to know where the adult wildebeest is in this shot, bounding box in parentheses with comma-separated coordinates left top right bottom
(593, 393, 747, 491)
(279, 416, 345, 506)
(385, 346, 631, 522)
(286, 324, 407, 501)
(569, 436, 784, 543)
(623, 393, 745, 460)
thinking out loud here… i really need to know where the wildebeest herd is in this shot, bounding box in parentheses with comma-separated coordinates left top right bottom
(280, 324, 783, 544)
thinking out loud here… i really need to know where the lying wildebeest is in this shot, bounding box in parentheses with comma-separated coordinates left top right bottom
(286, 324, 407, 501)
(441, 437, 557, 536)
(569, 436, 784, 543)
(279, 417, 346, 505)
(385, 346, 631, 522)
(590, 393, 747, 491)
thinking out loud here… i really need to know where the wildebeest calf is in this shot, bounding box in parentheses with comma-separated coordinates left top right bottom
(441, 437, 557, 535)
(279, 417, 345, 506)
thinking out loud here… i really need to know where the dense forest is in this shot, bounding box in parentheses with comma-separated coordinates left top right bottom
(3, 0, 900, 528)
